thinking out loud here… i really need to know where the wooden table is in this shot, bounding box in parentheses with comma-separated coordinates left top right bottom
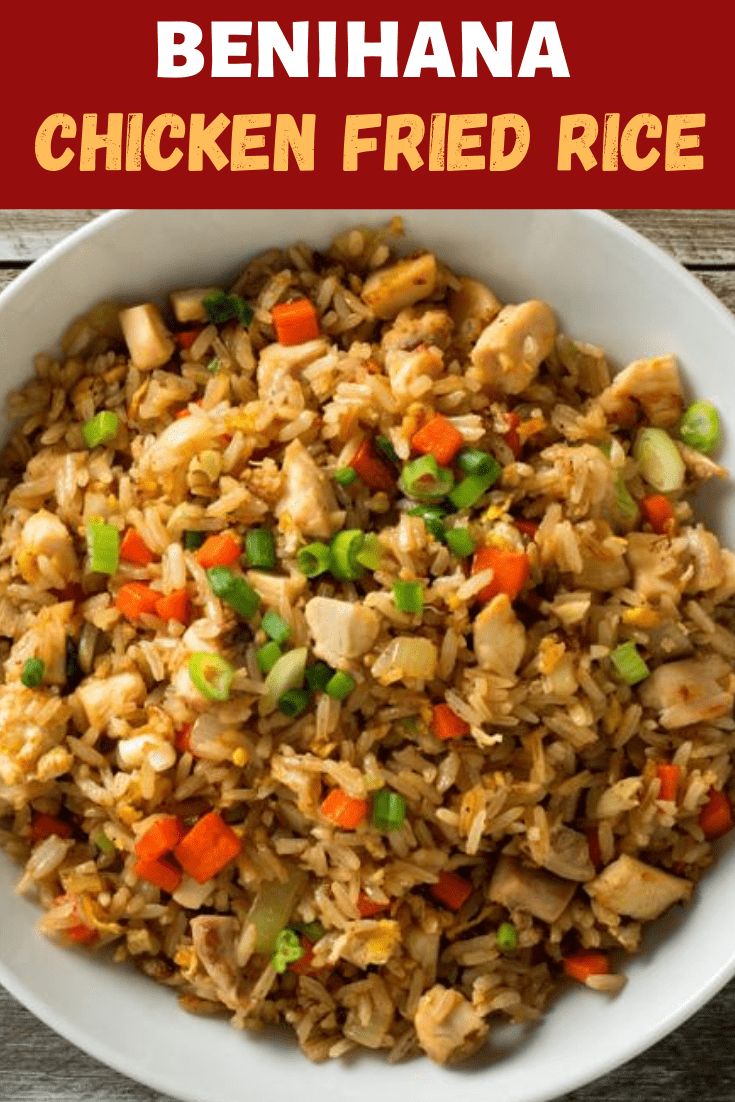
(0, 209, 733, 1102)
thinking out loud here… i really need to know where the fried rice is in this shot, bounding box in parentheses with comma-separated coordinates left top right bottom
(1, 217, 734, 1065)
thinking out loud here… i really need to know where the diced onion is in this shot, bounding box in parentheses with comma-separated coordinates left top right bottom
(248, 869, 306, 954)
(261, 647, 308, 712)
(633, 428, 685, 493)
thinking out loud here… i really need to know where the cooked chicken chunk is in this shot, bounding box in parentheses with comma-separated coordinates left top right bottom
(638, 656, 733, 729)
(381, 307, 453, 352)
(245, 570, 306, 608)
(473, 594, 526, 678)
(76, 671, 146, 731)
(190, 915, 243, 1010)
(574, 550, 630, 591)
(256, 337, 329, 400)
(469, 300, 556, 395)
(329, 920, 401, 968)
(414, 985, 489, 1066)
(16, 510, 76, 589)
(683, 525, 725, 591)
(488, 855, 576, 923)
(586, 854, 692, 920)
(362, 254, 438, 319)
(275, 439, 343, 539)
(169, 287, 219, 325)
(626, 532, 682, 603)
(7, 601, 74, 686)
(449, 277, 502, 349)
(542, 826, 595, 882)
(597, 355, 683, 427)
(304, 596, 380, 670)
(677, 441, 728, 481)
(119, 303, 175, 370)
(138, 410, 218, 476)
(384, 345, 444, 407)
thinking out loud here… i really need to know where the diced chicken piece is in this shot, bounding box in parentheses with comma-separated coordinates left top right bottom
(626, 532, 682, 603)
(542, 826, 595, 882)
(7, 601, 74, 686)
(469, 300, 556, 395)
(638, 657, 733, 729)
(555, 335, 611, 396)
(370, 636, 438, 685)
(117, 734, 176, 772)
(362, 254, 438, 320)
(76, 671, 146, 731)
(138, 409, 218, 475)
(586, 854, 692, 920)
(381, 307, 453, 352)
(384, 345, 444, 407)
(449, 277, 502, 349)
(683, 525, 725, 591)
(328, 919, 401, 968)
(473, 595, 526, 678)
(190, 915, 243, 1010)
(574, 550, 630, 591)
(16, 510, 77, 589)
(488, 855, 576, 923)
(304, 597, 380, 670)
(597, 355, 683, 427)
(271, 754, 321, 816)
(593, 777, 643, 820)
(169, 287, 220, 325)
(677, 441, 728, 481)
(256, 338, 330, 401)
(245, 570, 306, 607)
(414, 985, 489, 1066)
(275, 439, 343, 540)
(119, 303, 175, 370)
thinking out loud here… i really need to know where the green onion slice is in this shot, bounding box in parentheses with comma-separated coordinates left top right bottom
(392, 580, 424, 614)
(457, 448, 501, 479)
(245, 528, 276, 570)
(87, 520, 120, 575)
(272, 928, 305, 973)
(93, 829, 116, 856)
(305, 661, 334, 692)
(188, 652, 235, 702)
(277, 688, 310, 718)
(610, 641, 650, 686)
(445, 527, 476, 557)
(334, 467, 357, 486)
(614, 473, 639, 527)
(448, 470, 499, 510)
(496, 922, 518, 953)
(375, 435, 400, 466)
(82, 411, 119, 449)
(261, 609, 290, 645)
(207, 567, 260, 619)
(21, 657, 45, 688)
(256, 641, 282, 674)
(203, 291, 253, 327)
(679, 400, 721, 455)
(407, 505, 446, 540)
(372, 789, 407, 832)
(297, 542, 331, 578)
(262, 647, 308, 711)
(325, 670, 356, 701)
(400, 455, 455, 501)
(330, 530, 365, 581)
(183, 530, 205, 551)
(355, 533, 383, 571)
(633, 428, 685, 493)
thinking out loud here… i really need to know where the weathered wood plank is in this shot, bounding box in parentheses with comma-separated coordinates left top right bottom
(696, 271, 735, 314)
(0, 210, 102, 261)
(0, 269, 19, 293)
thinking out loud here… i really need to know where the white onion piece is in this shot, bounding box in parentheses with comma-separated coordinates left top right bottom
(633, 428, 685, 493)
(371, 636, 438, 684)
(260, 647, 307, 714)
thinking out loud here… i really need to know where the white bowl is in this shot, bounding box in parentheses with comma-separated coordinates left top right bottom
(1, 209, 734, 1102)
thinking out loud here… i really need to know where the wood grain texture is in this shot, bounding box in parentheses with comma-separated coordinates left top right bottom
(0, 209, 733, 1102)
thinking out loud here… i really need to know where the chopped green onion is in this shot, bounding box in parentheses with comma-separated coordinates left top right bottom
(261, 610, 290, 645)
(679, 400, 721, 455)
(245, 528, 276, 570)
(334, 466, 357, 486)
(448, 469, 499, 510)
(597, 441, 613, 458)
(188, 652, 235, 702)
(256, 641, 282, 674)
(496, 922, 518, 953)
(295, 920, 325, 943)
(86, 520, 120, 575)
(297, 542, 331, 578)
(278, 688, 311, 718)
(614, 474, 639, 528)
(21, 657, 45, 688)
(183, 530, 205, 551)
(262, 647, 308, 711)
(203, 291, 253, 327)
(457, 448, 501, 479)
(633, 428, 685, 493)
(355, 533, 383, 571)
(305, 661, 334, 692)
(207, 357, 220, 374)
(207, 566, 260, 619)
(393, 580, 424, 614)
(445, 527, 476, 557)
(82, 411, 119, 449)
(325, 670, 356, 701)
(376, 435, 399, 466)
(330, 530, 365, 581)
(400, 455, 455, 501)
(408, 505, 446, 540)
(93, 829, 116, 857)
(610, 641, 650, 686)
(272, 928, 305, 974)
(372, 789, 407, 832)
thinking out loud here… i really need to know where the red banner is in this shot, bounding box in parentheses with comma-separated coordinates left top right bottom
(0, 1, 731, 207)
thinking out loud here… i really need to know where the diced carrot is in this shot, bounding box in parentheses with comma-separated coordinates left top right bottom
(472, 546, 530, 602)
(563, 951, 610, 983)
(175, 327, 203, 350)
(699, 788, 734, 839)
(429, 870, 472, 912)
(272, 299, 320, 346)
(431, 703, 470, 741)
(357, 891, 390, 918)
(585, 827, 603, 870)
(115, 582, 159, 621)
(134, 856, 182, 894)
(411, 415, 464, 466)
(514, 519, 539, 539)
(175, 408, 192, 420)
(656, 763, 681, 803)
(174, 811, 242, 884)
(320, 789, 369, 830)
(350, 438, 395, 492)
(195, 533, 241, 568)
(30, 813, 72, 843)
(175, 723, 193, 754)
(134, 816, 185, 862)
(154, 589, 190, 624)
(640, 494, 675, 535)
(289, 937, 319, 976)
(120, 528, 155, 566)
(505, 411, 522, 458)
(67, 923, 99, 945)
